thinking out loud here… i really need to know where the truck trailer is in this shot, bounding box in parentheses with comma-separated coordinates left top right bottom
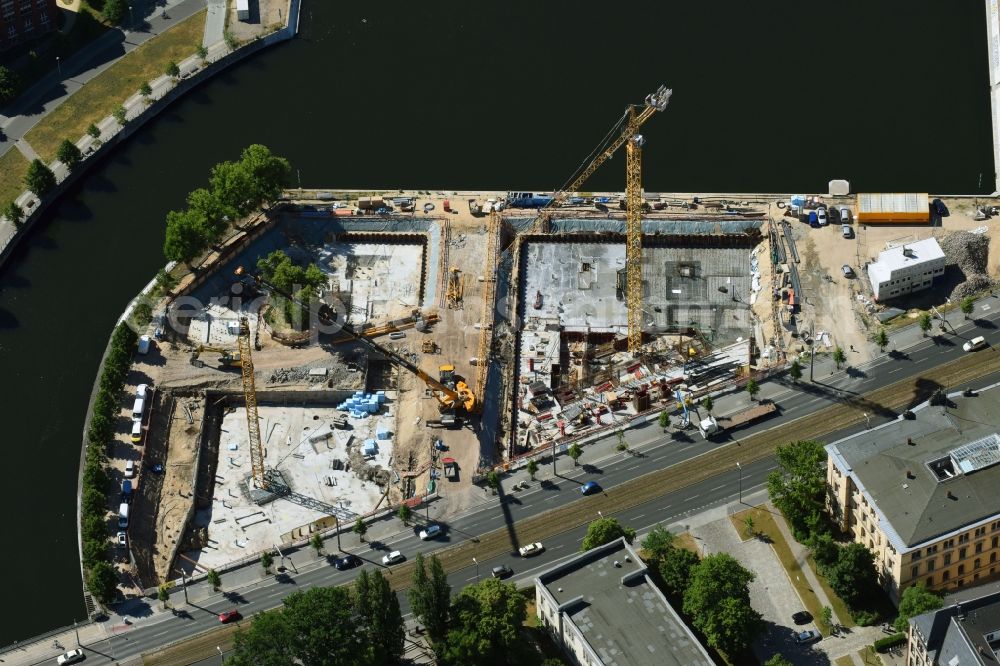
(698, 401, 777, 438)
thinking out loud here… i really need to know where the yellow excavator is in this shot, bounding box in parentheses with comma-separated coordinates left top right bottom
(190, 345, 241, 369)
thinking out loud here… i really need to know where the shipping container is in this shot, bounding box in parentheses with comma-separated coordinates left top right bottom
(856, 193, 930, 223)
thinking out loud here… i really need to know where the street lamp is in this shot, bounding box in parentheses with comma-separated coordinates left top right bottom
(56, 56, 61, 77)
(863, 412, 871, 429)
(128, 4, 134, 28)
(216, 646, 223, 656)
(597, 510, 603, 520)
(180, 571, 189, 603)
(473, 557, 479, 582)
(334, 515, 342, 551)
(736, 461, 743, 504)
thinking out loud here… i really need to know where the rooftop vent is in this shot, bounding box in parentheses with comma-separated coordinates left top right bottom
(947, 490, 957, 500)
(903, 246, 915, 258)
(907, 438, 914, 446)
(906, 470, 914, 479)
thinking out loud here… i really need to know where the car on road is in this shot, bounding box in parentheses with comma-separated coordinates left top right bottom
(56, 649, 85, 665)
(793, 629, 821, 644)
(419, 524, 442, 540)
(218, 610, 240, 624)
(841, 224, 853, 239)
(382, 550, 405, 565)
(116, 532, 127, 548)
(964, 336, 987, 352)
(334, 554, 361, 570)
(491, 564, 513, 579)
(817, 207, 828, 226)
(518, 542, 545, 557)
(841, 264, 855, 278)
(124, 460, 135, 478)
(792, 611, 812, 625)
(580, 481, 601, 495)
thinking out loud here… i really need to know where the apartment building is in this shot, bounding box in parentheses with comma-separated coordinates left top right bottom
(826, 383, 1000, 603)
(907, 590, 1000, 665)
(867, 237, 946, 301)
(0, 0, 59, 52)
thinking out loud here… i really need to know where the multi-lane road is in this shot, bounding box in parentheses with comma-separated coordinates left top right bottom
(32, 307, 1000, 665)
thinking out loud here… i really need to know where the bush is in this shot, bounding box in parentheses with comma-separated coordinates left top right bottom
(851, 609, 882, 626)
(872, 632, 906, 653)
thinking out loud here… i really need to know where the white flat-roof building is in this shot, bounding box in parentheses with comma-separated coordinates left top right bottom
(867, 237, 945, 301)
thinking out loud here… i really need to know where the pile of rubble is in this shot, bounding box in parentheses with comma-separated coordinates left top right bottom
(939, 231, 997, 298)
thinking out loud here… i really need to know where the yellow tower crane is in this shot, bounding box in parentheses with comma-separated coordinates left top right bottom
(236, 316, 267, 489)
(532, 85, 671, 352)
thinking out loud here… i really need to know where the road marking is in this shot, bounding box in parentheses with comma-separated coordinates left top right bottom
(628, 465, 642, 471)
(888, 367, 902, 374)
(633, 513, 645, 520)
(685, 495, 700, 501)
(710, 484, 726, 492)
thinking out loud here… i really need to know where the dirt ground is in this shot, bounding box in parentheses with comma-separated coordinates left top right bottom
(152, 397, 202, 581)
(226, 0, 286, 41)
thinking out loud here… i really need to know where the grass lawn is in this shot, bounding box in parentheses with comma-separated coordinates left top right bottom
(834, 656, 854, 666)
(805, 551, 856, 629)
(672, 532, 700, 555)
(25, 9, 206, 162)
(858, 646, 883, 665)
(0, 149, 30, 207)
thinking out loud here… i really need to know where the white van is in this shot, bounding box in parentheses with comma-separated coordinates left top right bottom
(137, 335, 151, 355)
(118, 503, 130, 529)
(135, 384, 148, 400)
(132, 397, 145, 421)
(963, 336, 987, 352)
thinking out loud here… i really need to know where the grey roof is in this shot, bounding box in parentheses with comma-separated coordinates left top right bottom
(826, 384, 1000, 549)
(536, 538, 712, 666)
(911, 590, 1000, 664)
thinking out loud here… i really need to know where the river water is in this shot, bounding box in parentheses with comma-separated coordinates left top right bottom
(0, 0, 991, 644)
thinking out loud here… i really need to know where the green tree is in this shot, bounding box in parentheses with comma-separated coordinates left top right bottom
(743, 515, 755, 538)
(210, 159, 256, 215)
(397, 503, 412, 525)
(440, 578, 527, 666)
(581, 517, 636, 551)
(567, 442, 582, 466)
(196, 45, 209, 60)
(409, 553, 452, 645)
(808, 532, 839, 571)
(87, 123, 101, 140)
(919, 312, 932, 337)
(227, 609, 298, 666)
(260, 551, 274, 574)
(875, 328, 889, 352)
(658, 409, 669, 431)
(702, 395, 714, 413)
(139, 81, 152, 98)
(131, 301, 153, 328)
(187, 187, 235, 239)
(353, 517, 367, 542)
(789, 360, 802, 381)
(82, 538, 107, 569)
(355, 569, 405, 663)
(894, 584, 943, 632)
(157, 583, 170, 608)
(207, 568, 221, 590)
(820, 605, 834, 632)
(155, 268, 178, 293)
(827, 542, 878, 609)
(486, 470, 500, 494)
(3, 200, 23, 226)
(683, 553, 763, 656)
(310, 532, 324, 554)
(239, 143, 292, 206)
(526, 459, 538, 481)
(87, 561, 118, 604)
(765, 655, 794, 666)
(280, 587, 360, 666)
(832, 346, 846, 370)
(616, 428, 628, 452)
(0, 64, 19, 106)
(766, 440, 827, 541)
(57, 139, 82, 170)
(163, 209, 210, 264)
(165, 61, 180, 78)
(745, 378, 759, 402)
(102, 0, 126, 23)
(640, 525, 675, 561)
(113, 106, 127, 125)
(25, 159, 56, 196)
(961, 296, 975, 319)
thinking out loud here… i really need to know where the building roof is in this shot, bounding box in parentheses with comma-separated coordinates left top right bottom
(912, 590, 1000, 664)
(535, 537, 712, 666)
(826, 383, 1000, 551)
(867, 237, 945, 286)
(857, 192, 930, 215)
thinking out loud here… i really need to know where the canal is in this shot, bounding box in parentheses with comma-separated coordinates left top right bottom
(0, 0, 992, 644)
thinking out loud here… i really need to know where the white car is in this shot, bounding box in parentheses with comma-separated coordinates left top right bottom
(57, 649, 85, 665)
(124, 460, 135, 478)
(382, 550, 404, 565)
(817, 208, 828, 226)
(518, 542, 545, 557)
(964, 336, 987, 352)
(419, 524, 442, 540)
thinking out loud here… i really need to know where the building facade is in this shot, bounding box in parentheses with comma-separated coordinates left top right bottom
(0, 0, 59, 52)
(826, 384, 1000, 603)
(866, 237, 945, 301)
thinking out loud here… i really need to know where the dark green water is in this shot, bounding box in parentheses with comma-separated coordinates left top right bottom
(0, 0, 992, 644)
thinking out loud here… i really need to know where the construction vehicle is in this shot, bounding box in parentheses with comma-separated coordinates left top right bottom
(422, 340, 438, 354)
(190, 345, 241, 369)
(236, 267, 477, 415)
(675, 388, 691, 430)
(446, 267, 463, 309)
(697, 401, 777, 438)
(442, 457, 458, 480)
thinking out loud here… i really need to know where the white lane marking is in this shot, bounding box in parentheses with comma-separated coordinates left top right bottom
(710, 484, 726, 492)
(888, 367, 902, 373)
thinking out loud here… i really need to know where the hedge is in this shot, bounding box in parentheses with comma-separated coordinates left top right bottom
(873, 632, 907, 653)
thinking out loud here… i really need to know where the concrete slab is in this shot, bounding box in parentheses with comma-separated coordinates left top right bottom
(317, 241, 425, 325)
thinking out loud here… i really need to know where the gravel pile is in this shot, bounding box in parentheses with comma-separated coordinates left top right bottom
(939, 231, 996, 298)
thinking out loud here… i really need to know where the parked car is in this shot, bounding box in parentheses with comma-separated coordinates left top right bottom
(491, 564, 513, 579)
(519, 542, 545, 557)
(841, 264, 855, 278)
(841, 224, 853, 239)
(580, 481, 601, 495)
(794, 629, 821, 644)
(382, 550, 405, 565)
(218, 610, 240, 624)
(964, 336, 987, 352)
(334, 554, 361, 570)
(817, 207, 828, 226)
(419, 524, 442, 540)
(56, 649, 85, 665)
(808, 211, 819, 228)
(932, 198, 949, 216)
(839, 206, 851, 223)
(792, 611, 812, 625)
(124, 460, 136, 478)
(117, 532, 127, 547)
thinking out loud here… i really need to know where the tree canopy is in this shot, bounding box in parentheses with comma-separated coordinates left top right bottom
(683, 553, 763, 656)
(766, 440, 828, 541)
(57, 139, 83, 170)
(0, 65, 19, 106)
(894, 584, 943, 632)
(163, 209, 210, 265)
(581, 517, 636, 551)
(640, 525, 675, 561)
(658, 547, 700, 598)
(439, 578, 527, 666)
(826, 542, 878, 609)
(25, 159, 56, 196)
(354, 569, 405, 664)
(409, 553, 451, 644)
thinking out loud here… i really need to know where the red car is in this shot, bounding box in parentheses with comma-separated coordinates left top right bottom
(218, 609, 240, 623)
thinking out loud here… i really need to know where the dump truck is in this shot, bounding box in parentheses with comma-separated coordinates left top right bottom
(443, 457, 458, 480)
(698, 401, 777, 438)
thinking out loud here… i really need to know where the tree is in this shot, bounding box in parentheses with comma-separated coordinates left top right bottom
(57, 139, 83, 170)
(658, 409, 669, 431)
(0, 64, 19, 106)
(832, 346, 846, 370)
(616, 428, 628, 452)
(826, 542, 878, 609)
(440, 578, 526, 666)
(766, 440, 827, 541)
(895, 585, 943, 632)
(789, 360, 802, 381)
(187, 187, 235, 239)
(113, 106, 127, 125)
(567, 442, 582, 466)
(87, 561, 118, 604)
(526, 459, 538, 481)
(355, 569, 405, 663)
(163, 208, 210, 264)
(875, 328, 889, 352)
(640, 525, 675, 561)
(239, 143, 292, 206)
(409, 553, 451, 645)
(310, 533, 324, 555)
(765, 655, 794, 666)
(3, 200, 23, 226)
(683, 553, 763, 656)
(581, 517, 636, 551)
(260, 551, 274, 574)
(808, 532, 839, 571)
(25, 159, 56, 196)
(102, 0, 126, 23)
(820, 605, 834, 632)
(486, 470, 500, 494)
(210, 159, 256, 215)
(397, 503, 412, 526)
(157, 583, 170, 608)
(87, 123, 101, 140)
(139, 81, 152, 98)
(207, 568, 221, 590)
(745, 378, 759, 402)
(961, 296, 975, 319)
(353, 517, 367, 542)
(196, 45, 209, 61)
(702, 396, 714, 413)
(743, 515, 755, 538)
(165, 61, 180, 78)
(227, 609, 298, 666)
(919, 312, 932, 337)
(278, 587, 360, 666)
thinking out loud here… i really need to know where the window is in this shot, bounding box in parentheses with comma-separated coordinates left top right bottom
(945, 539, 955, 549)
(911, 565, 919, 579)
(944, 553, 952, 565)
(960, 547, 968, 560)
(992, 553, 998, 564)
(975, 558, 982, 570)
(976, 527, 986, 538)
(993, 536, 998, 548)
(926, 559, 935, 572)
(912, 551, 922, 561)
(977, 542, 984, 554)
(943, 570, 951, 581)
(960, 534, 970, 545)
(958, 564, 966, 575)
(22, 16, 31, 32)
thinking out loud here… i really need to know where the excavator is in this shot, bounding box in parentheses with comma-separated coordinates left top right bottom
(190, 345, 241, 369)
(235, 267, 476, 418)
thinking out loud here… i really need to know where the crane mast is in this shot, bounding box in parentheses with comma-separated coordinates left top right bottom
(236, 317, 267, 489)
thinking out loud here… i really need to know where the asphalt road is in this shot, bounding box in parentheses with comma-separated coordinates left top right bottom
(68, 310, 1000, 665)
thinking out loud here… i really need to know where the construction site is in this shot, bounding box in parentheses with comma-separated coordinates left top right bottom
(109, 86, 1000, 592)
